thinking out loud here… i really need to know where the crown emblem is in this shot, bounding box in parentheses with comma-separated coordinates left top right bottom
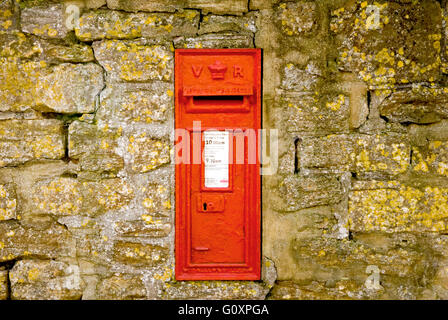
(208, 60, 227, 80)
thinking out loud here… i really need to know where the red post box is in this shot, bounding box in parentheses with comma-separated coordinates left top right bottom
(175, 49, 261, 280)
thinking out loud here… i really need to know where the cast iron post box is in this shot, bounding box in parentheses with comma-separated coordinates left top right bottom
(175, 49, 261, 280)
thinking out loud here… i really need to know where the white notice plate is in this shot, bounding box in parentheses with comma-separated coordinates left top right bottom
(203, 131, 229, 188)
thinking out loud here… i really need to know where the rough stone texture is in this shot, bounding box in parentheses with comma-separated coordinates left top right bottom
(379, 87, 448, 124)
(332, 0, 443, 87)
(173, 33, 254, 49)
(274, 93, 350, 135)
(21, 4, 69, 39)
(0, 183, 16, 220)
(0, 270, 7, 299)
(0, 221, 74, 262)
(97, 274, 146, 300)
(0, 0, 18, 32)
(199, 13, 257, 35)
(76, 10, 199, 41)
(93, 39, 173, 83)
(10, 260, 83, 300)
(1, 0, 448, 301)
(0, 119, 65, 167)
(30, 177, 134, 217)
(412, 140, 448, 177)
(0, 59, 103, 113)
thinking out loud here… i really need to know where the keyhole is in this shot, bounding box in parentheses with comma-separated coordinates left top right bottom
(203, 202, 207, 211)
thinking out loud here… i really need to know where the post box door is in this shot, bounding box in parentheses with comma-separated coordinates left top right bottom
(175, 49, 261, 280)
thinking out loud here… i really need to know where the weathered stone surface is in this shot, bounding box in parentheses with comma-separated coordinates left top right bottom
(0, 183, 16, 220)
(21, 4, 69, 39)
(412, 140, 448, 177)
(271, 174, 344, 212)
(352, 134, 410, 177)
(114, 220, 171, 238)
(37, 63, 104, 114)
(0, 32, 94, 63)
(379, 87, 448, 124)
(112, 241, 168, 267)
(349, 180, 448, 233)
(69, 121, 121, 159)
(127, 133, 170, 173)
(76, 9, 199, 41)
(93, 39, 173, 83)
(332, 0, 442, 86)
(275, 1, 317, 36)
(97, 82, 172, 125)
(10, 260, 83, 300)
(0, 119, 65, 167)
(0, 270, 7, 299)
(280, 62, 322, 92)
(140, 183, 171, 216)
(296, 135, 353, 171)
(97, 274, 146, 299)
(0, 221, 74, 262)
(45, 43, 95, 63)
(0, 59, 103, 113)
(199, 13, 257, 35)
(162, 279, 271, 299)
(275, 93, 350, 135)
(30, 177, 134, 217)
(0, 0, 18, 32)
(68, 121, 124, 177)
(187, 0, 247, 15)
(289, 235, 438, 299)
(106, 0, 183, 12)
(173, 33, 253, 49)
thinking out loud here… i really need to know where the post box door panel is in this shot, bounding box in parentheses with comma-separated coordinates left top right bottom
(175, 49, 261, 280)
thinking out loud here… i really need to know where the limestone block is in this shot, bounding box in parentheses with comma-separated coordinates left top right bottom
(140, 183, 171, 216)
(0, 119, 65, 167)
(112, 241, 168, 266)
(379, 87, 448, 124)
(0, 270, 7, 300)
(275, 1, 317, 36)
(114, 220, 171, 238)
(271, 174, 345, 212)
(412, 140, 448, 177)
(0, 221, 74, 262)
(76, 9, 199, 41)
(0, 0, 18, 32)
(280, 62, 322, 92)
(331, 0, 442, 86)
(0, 59, 103, 113)
(199, 13, 257, 35)
(296, 135, 353, 171)
(349, 180, 448, 233)
(186, 0, 247, 15)
(106, 0, 184, 12)
(274, 93, 350, 135)
(173, 32, 253, 49)
(0, 32, 94, 63)
(97, 274, 146, 300)
(352, 134, 410, 177)
(21, 4, 69, 39)
(10, 260, 83, 300)
(37, 63, 104, 114)
(97, 82, 173, 125)
(68, 121, 122, 159)
(30, 177, 134, 217)
(68, 121, 124, 176)
(127, 133, 170, 173)
(0, 183, 16, 220)
(93, 39, 173, 83)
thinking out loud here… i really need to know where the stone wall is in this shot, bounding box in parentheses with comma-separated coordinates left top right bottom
(0, 0, 448, 300)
